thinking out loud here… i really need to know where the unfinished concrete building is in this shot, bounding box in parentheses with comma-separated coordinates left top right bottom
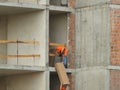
(2, 0, 120, 90)
(0, 0, 75, 90)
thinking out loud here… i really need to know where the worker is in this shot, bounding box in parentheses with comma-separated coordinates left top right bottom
(55, 45, 68, 68)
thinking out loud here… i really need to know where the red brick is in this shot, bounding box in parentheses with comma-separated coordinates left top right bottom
(68, 13, 75, 90)
(68, 74, 75, 90)
(110, 8, 120, 65)
(111, 0, 120, 5)
(68, 13, 75, 69)
(68, 0, 75, 8)
(110, 70, 120, 90)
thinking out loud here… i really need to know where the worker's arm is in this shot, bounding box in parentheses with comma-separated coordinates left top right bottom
(55, 51, 59, 56)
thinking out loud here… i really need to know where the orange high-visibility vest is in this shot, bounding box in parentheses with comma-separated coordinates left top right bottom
(56, 46, 68, 56)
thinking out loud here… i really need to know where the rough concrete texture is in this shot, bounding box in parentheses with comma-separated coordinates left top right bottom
(0, 72, 45, 90)
(110, 70, 120, 90)
(49, 14, 67, 43)
(110, 8, 120, 66)
(76, 0, 110, 8)
(7, 11, 46, 66)
(76, 67, 108, 90)
(0, 16, 7, 64)
(75, 5, 110, 68)
(0, 0, 47, 5)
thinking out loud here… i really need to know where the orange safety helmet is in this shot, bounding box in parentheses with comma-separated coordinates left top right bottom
(56, 46, 68, 56)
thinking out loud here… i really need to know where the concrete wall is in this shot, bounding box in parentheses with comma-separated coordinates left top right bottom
(75, 5, 110, 68)
(49, 14, 67, 43)
(75, 67, 109, 90)
(0, 0, 47, 5)
(50, 0, 61, 6)
(0, 72, 45, 90)
(0, 16, 7, 64)
(7, 11, 46, 66)
(50, 0, 68, 6)
(76, 0, 110, 8)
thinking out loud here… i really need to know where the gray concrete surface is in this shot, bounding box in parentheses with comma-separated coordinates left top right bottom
(75, 4, 110, 68)
(75, 67, 109, 90)
(0, 72, 46, 90)
(76, 0, 110, 8)
(50, 13, 67, 43)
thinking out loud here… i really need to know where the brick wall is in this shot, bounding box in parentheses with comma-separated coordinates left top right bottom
(68, 0, 75, 7)
(110, 70, 120, 90)
(111, 0, 120, 4)
(111, 8, 120, 65)
(69, 74, 75, 90)
(68, 0, 75, 90)
(68, 13, 75, 69)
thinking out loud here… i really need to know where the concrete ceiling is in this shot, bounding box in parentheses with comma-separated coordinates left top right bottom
(0, 6, 40, 15)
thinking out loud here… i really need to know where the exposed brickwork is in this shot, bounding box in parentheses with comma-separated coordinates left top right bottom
(111, 0, 120, 5)
(69, 74, 75, 90)
(68, 0, 75, 8)
(68, 0, 75, 90)
(110, 70, 120, 90)
(68, 13, 75, 69)
(110, 8, 120, 65)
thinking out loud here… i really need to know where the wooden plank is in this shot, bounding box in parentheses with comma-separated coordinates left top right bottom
(49, 53, 56, 57)
(55, 63, 70, 85)
(50, 43, 65, 47)
(0, 40, 39, 44)
(0, 54, 40, 58)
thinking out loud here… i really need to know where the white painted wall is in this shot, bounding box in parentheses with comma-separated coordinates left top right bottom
(7, 11, 46, 66)
(0, 16, 7, 64)
(0, 72, 46, 90)
(49, 14, 67, 43)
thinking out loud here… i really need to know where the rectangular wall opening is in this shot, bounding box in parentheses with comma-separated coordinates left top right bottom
(0, 72, 45, 90)
(50, 0, 68, 6)
(49, 12, 68, 67)
(50, 72, 71, 90)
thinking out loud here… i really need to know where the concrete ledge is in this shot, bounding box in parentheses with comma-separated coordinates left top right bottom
(0, 64, 46, 71)
(0, 2, 45, 9)
(49, 5, 74, 12)
(49, 67, 75, 73)
(0, 64, 46, 76)
(110, 4, 120, 9)
(107, 65, 120, 70)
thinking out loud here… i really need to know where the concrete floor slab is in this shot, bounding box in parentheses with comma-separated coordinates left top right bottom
(0, 64, 45, 76)
(49, 67, 75, 73)
(0, 2, 45, 15)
